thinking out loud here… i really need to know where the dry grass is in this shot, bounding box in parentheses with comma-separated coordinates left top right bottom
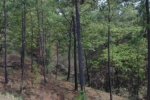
(0, 93, 22, 100)
(0, 54, 128, 100)
(0, 70, 128, 100)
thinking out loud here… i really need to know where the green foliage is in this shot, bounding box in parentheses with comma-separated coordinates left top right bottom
(0, 0, 148, 98)
(75, 91, 88, 100)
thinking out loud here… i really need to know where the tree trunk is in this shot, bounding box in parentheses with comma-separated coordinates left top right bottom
(41, 0, 46, 83)
(67, 26, 72, 81)
(3, 0, 8, 84)
(146, 0, 150, 99)
(45, 33, 49, 74)
(36, 0, 41, 66)
(72, 15, 78, 90)
(75, 0, 85, 91)
(36, 0, 46, 83)
(56, 41, 59, 79)
(20, 0, 26, 93)
(107, 0, 112, 99)
(115, 69, 120, 93)
(84, 51, 90, 86)
(30, 12, 34, 73)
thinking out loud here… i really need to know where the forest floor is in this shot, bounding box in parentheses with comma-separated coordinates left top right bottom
(0, 68, 127, 100)
(0, 55, 127, 100)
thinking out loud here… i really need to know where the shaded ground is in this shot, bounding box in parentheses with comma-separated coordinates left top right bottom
(0, 54, 127, 100)
(0, 67, 127, 100)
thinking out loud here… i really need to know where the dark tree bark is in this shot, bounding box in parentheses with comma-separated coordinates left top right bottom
(146, 0, 150, 99)
(20, 0, 26, 92)
(107, 0, 112, 99)
(75, 0, 85, 91)
(3, 0, 8, 84)
(115, 69, 120, 93)
(84, 51, 90, 86)
(67, 25, 72, 81)
(71, 0, 78, 91)
(72, 15, 78, 90)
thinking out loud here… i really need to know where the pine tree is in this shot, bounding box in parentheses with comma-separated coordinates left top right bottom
(41, 0, 46, 83)
(20, 0, 26, 92)
(107, 0, 112, 99)
(75, 0, 85, 91)
(67, 24, 72, 81)
(146, 0, 150, 99)
(72, 15, 78, 90)
(3, 0, 8, 84)
(30, 12, 34, 73)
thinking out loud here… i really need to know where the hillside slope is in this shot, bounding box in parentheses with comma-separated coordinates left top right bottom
(0, 66, 127, 100)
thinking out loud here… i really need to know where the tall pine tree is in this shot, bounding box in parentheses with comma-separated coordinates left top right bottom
(146, 0, 150, 99)
(107, 0, 113, 99)
(3, 0, 8, 84)
(75, 0, 85, 91)
(20, 0, 26, 92)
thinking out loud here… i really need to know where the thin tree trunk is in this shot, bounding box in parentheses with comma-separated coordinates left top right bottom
(36, 0, 41, 66)
(45, 32, 49, 74)
(84, 51, 90, 86)
(41, 0, 46, 83)
(67, 27, 72, 81)
(135, 49, 140, 99)
(36, 0, 46, 83)
(75, 0, 85, 91)
(107, 0, 112, 99)
(56, 41, 59, 79)
(36, 0, 43, 69)
(3, 0, 8, 84)
(146, 0, 150, 99)
(44, 31, 48, 74)
(30, 12, 34, 73)
(115, 69, 120, 93)
(20, 0, 26, 93)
